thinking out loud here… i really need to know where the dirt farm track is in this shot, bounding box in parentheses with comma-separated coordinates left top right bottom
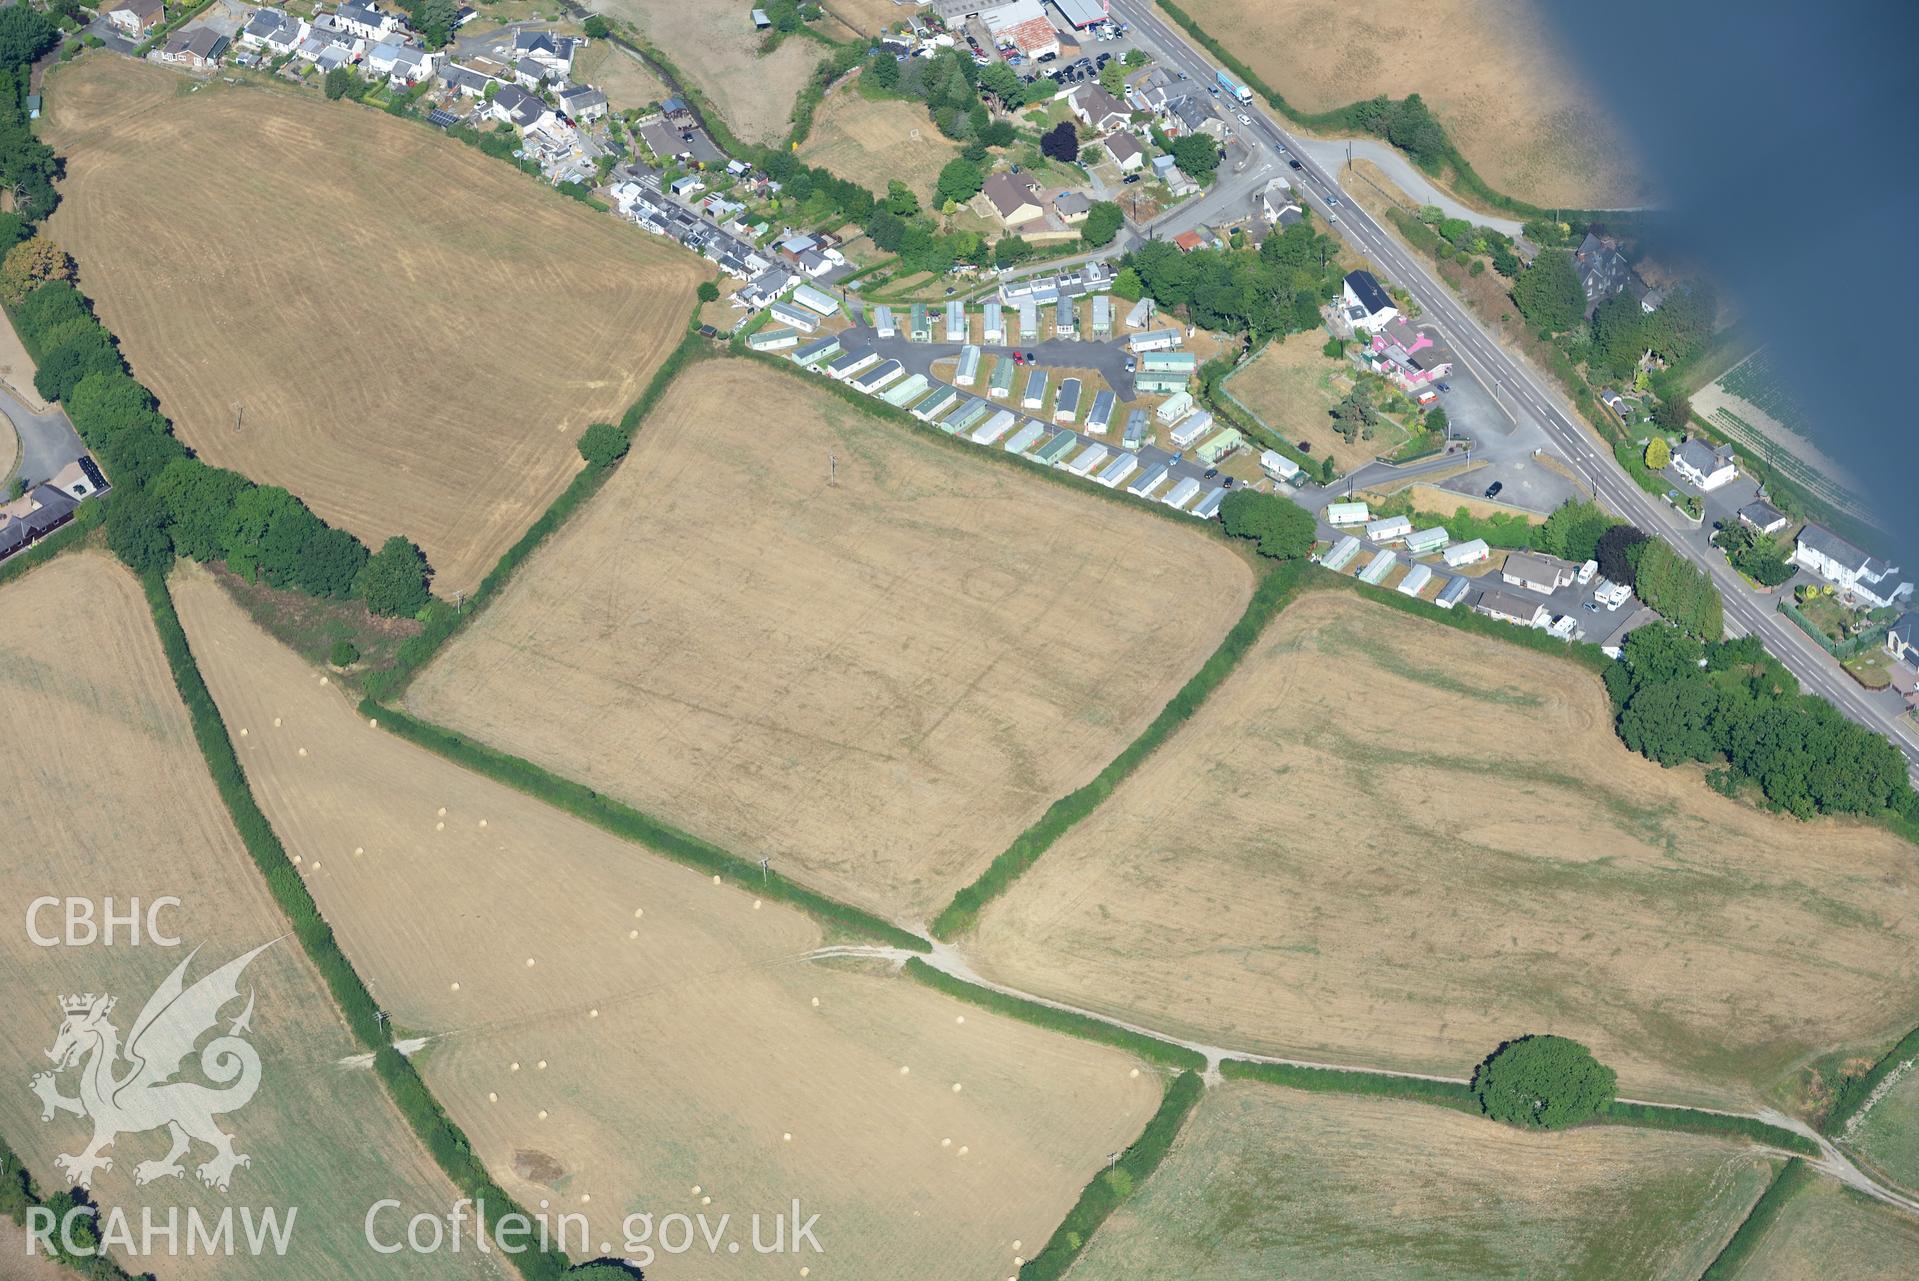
(41, 56, 706, 597)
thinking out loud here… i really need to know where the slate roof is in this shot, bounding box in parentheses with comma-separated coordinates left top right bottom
(1343, 270, 1392, 316)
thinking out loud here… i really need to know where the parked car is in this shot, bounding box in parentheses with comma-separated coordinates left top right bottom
(1122, 173, 1141, 184)
(1026, 351, 1037, 363)
(1203, 467, 1219, 479)
(1012, 352, 1025, 365)
(1177, 70, 1188, 79)
(1223, 476, 1235, 488)
(1484, 481, 1504, 499)
(1123, 355, 1137, 372)
(1435, 381, 1451, 393)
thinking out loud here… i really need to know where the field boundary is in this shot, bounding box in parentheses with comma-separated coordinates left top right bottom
(143, 571, 569, 1281)
(902, 958, 1204, 1071)
(365, 323, 705, 701)
(360, 697, 931, 952)
(1827, 1024, 1919, 1139)
(1016, 1070, 1204, 1281)
(1697, 1157, 1815, 1281)
(930, 560, 1307, 939)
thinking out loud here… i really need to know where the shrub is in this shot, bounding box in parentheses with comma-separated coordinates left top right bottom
(695, 279, 720, 303)
(356, 536, 432, 616)
(577, 421, 628, 467)
(329, 639, 361, 668)
(1471, 1035, 1617, 1130)
(1644, 436, 1671, 470)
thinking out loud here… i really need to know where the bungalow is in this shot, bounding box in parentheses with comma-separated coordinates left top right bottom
(1053, 191, 1092, 225)
(1067, 83, 1130, 133)
(0, 484, 81, 563)
(441, 62, 501, 97)
(1793, 523, 1912, 608)
(980, 171, 1044, 228)
(311, 43, 354, 73)
(1102, 129, 1144, 172)
(556, 83, 606, 124)
(767, 300, 819, 333)
(1501, 551, 1578, 594)
(1476, 590, 1550, 629)
(490, 84, 554, 132)
(158, 27, 229, 68)
(1172, 227, 1220, 254)
(1670, 437, 1738, 491)
(1737, 499, 1790, 537)
(104, 0, 164, 35)
(1341, 270, 1398, 333)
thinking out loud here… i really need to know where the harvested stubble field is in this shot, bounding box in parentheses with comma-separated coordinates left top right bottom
(1728, 1176, 1919, 1280)
(0, 555, 497, 1281)
(41, 57, 705, 597)
(171, 564, 1162, 1280)
(1180, 0, 1647, 210)
(968, 589, 1919, 1108)
(1222, 331, 1403, 470)
(407, 358, 1254, 922)
(1074, 1081, 1772, 1281)
(586, 0, 821, 143)
(821, 0, 923, 38)
(799, 78, 961, 202)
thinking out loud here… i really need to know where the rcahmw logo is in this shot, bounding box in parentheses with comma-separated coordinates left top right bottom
(31, 942, 274, 1193)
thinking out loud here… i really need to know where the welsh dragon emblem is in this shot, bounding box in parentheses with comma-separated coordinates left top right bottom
(31, 943, 273, 1193)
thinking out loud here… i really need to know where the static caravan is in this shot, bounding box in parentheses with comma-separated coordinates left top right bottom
(1259, 449, 1299, 481)
(1365, 515, 1413, 543)
(1121, 409, 1149, 450)
(873, 304, 897, 338)
(956, 345, 983, 386)
(1435, 575, 1473, 609)
(881, 373, 930, 407)
(1085, 390, 1117, 436)
(1192, 486, 1228, 520)
(1054, 378, 1082, 423)
(988, 359, 1018, 399)
(982, 302, 1005, 345)
(1095, 452, 1139, 489)
(1055, 299, 1076, 338)
(1128, 327, 1182, 353)
(1155, 391, 1195, 423)
(1032, 431, 1078, 464)
(1018, 300, 1039, 341)
(1067, 443, 1110, 477)
(945, 398, 991, 434)
(1090, 294, 1112, 337)
(1022, 369, 1049, 410)
(1442, 538, 1490, 567)
(945, 300, 965, 340)
(1405, 526, 1450, 556)
(1138, 351, 1198, 374)
(1162, 475, 1203, 509)
(1123, 296, 1154, 329)
(910, 302, 932, 342)
(1195, 428, 1243, 465)
(914, 386, 960, 421)
(1326, 501, 1371, 527)
(747, 326, 800, 352)
(1168, 411, 1213, 450)
(1004, 420, 1047, 454)
(1321, 534, 1362, 571)
(971, 409, 1018, 445)
(791, 335, 842, 367)
(851, 359, 905, 394)
(826, 350, 879, 381)
(1135, 372, 1193, 395)
(1128, 465, 1170, 499)
(1358, 549, 1397, 585)
(1398, 563, 1435, 597)
(768, 300, 819, 333)
(791, 283, 838, 316)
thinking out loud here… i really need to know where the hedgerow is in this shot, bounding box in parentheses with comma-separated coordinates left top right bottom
(1697, 1159, 1816, 1281)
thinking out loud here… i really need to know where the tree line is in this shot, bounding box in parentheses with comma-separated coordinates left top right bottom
(1121, 216, 1343, 338)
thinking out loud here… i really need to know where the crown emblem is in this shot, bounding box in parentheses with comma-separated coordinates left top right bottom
(60, 994, 112, 1016)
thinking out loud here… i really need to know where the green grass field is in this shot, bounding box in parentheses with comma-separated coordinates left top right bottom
(1723, 1176, 1919, 1280)
(1072, 1081, 1775, 1281)
(1843, 1058, 1919, 1196)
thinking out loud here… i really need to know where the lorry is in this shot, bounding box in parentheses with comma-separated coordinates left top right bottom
(1216, 69, 1251, 103)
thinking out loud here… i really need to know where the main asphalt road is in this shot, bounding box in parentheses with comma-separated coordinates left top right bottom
(1111, 0, 1919, 777)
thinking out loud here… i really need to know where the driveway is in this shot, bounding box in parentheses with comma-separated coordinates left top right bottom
(0, 383, 86, 492)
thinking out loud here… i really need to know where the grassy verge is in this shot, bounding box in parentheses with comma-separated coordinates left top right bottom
(1595, 1102, 1820, 1157)
(143, 572, 566, 1281)
(1697, 1158, 1815, 1281)
(1220, 1057, 1477, 1111)
(931, 560, 1305, 939)
(1017, 1071, 1204, 1281)
(361, 698, 929, 952)
(902, 958, 1204, 1072)
(1824, 1024, 1919, 1139)
(364, 327, 705, 701)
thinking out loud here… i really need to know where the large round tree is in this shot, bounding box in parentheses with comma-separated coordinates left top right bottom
(1471, 1035, 1617, 1130)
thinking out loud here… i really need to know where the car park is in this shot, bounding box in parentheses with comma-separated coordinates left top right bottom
(1484, 481, 1504, 499)
(1203, 467, 1219, 479)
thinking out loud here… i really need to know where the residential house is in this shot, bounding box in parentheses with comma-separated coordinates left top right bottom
(981, 0, 1059, 58)
(512, 28, 578, 75)
(440, 62, 500, 97)
(1102, 129, 1144, 172)
(1737, 499, 1790, 537)
(980, 171, 1044, 228)
(1256, 176, 1298, 225)
(334, 0, 403, 41)
(1501, 551, 1578, 594)
(1793, 523, 1913, 608)
(1067, 82, 1130, 133)
(104, 0, 164, 36)
(1171, 227, 1219, 253)
(240, 7, 309, 54)
(514, 56, 560, 89)
(312, 44, 354, 73)
(1125, 67, 1172, 114)
(1161, 95, 1211, 138)
(490, 84, 554, 132)
(1887, 613, 1919, 671)
(1670, 437, 1737, 491)
(1364, 318, 1453, 392)
(1476, 590, 1550, 629)
(1599, 388, 1631, 419)
(1053, 190, 1092, 224)
(1340, 270, 1397, 333)
(1573, 231, 1636, 309)
(159, 27, 229, 67)
(0, 483, 83, 564)
(366, 38, 437, 84)
(556, 83, 608, 123)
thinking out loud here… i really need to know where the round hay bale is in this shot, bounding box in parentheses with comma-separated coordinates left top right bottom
(538, 1110, 548, 1120)
(628, 929, 639, 940)
(712, 875, 721, 885)
(782, 1132, 792, 1142)
(955, 1016, 965, 1025)
(810, 997, 820, 1008)
(354, 846, 364, 856)
(298, 747, 308, 757)
(589, 1008, 600, 1018)
(309, 860, 321, 870)
(634, 908, 644, 918)
(957, 1146, 968, 1156)
(239, 728, 248, 737)
(438, 807, 447, 817)
(581, 1194, 591, 1205)
(292, 855, 302, 864)
(1130, 1067, 1140, 1078)
(940, 1138, 951, 1148)
(701, 1196, 711, 1206)
(951, 1083, 962, 1093)
(479, 819, 488, 828)
(898, 1066, 909, 1075)
(753, 900, 762, 910)
(487, 1092, 497, 1103)
(691, 1185, 702, 1196)
(319, 676, 329, 686)
(368, 717, 378, 728)
(435, 821, 444, 831)
(525, 957, 536, 967)
(511, 1062, 521, 1072)
(536, 1060, 547, 1070)
(450, 982, 461, 992)
(273, 717, 282, 727)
